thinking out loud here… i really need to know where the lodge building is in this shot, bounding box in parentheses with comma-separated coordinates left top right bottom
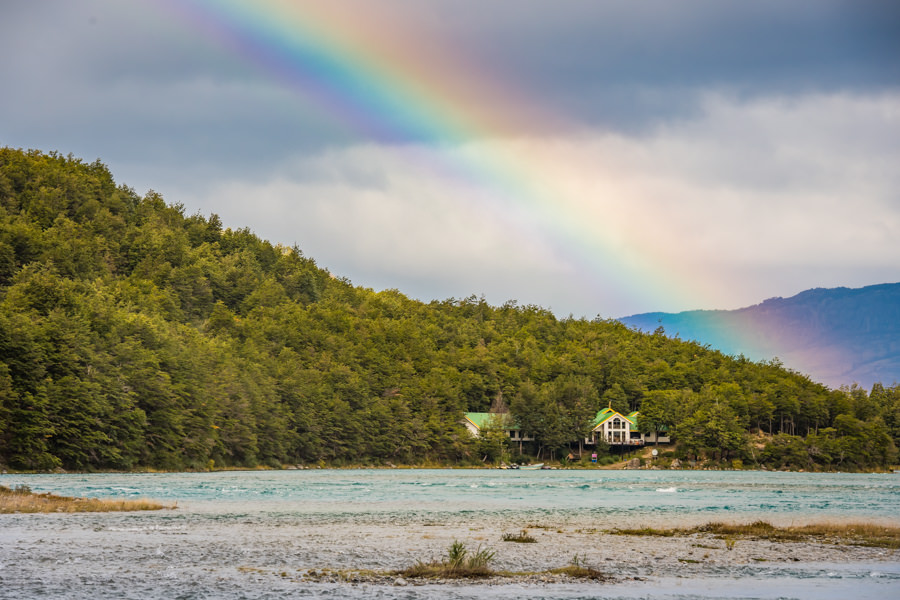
(463, 407, 669, 447)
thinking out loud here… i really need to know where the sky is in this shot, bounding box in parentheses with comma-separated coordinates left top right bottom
(2, 0, 899, 319)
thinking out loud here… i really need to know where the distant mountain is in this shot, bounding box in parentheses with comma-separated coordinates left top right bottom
(619, 283, 900, 389)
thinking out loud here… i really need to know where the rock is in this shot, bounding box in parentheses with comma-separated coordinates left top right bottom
(670, 459, 682, 469)
(393, 577, 407, 586)
(625, 458, 641, 469)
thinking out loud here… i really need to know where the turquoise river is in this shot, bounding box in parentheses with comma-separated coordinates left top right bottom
(2, 469, 898, 599)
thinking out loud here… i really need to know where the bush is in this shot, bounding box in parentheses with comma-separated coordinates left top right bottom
(501, 530, 537, 543)
(400, 541, 496, 579)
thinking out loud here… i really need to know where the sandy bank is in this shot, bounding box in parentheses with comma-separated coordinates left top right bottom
(287, 515, 898, 578)
(2, 510, 898, 598)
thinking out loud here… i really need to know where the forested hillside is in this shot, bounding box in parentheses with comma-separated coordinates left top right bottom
(0, 149, 897, 471)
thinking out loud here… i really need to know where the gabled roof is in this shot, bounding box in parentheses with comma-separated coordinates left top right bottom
(464, 412, 520, 431)
(591, 408, 637, 430)
(591, 408, 614, 427)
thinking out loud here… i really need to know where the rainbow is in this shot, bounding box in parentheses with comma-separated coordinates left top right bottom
(160, 0, 707, 316)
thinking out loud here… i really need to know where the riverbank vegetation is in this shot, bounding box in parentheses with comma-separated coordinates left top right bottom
(1, 148, 897, 473)
(396, 541, 606, 581)
(400, 541, 497, 579)
(501, 530, 538, 543)
(611, 520, 900, 549)
(0, 484, 172, 513)
(547, 555, 606, 580)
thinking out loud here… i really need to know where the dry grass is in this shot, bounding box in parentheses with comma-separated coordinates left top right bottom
(0, 484, 174, 513)
(609, 526, 676, 537)
(611, 520, 900, 549)
(400, 561, 496, 579)
(501, 529, 537, 543)
(399, 541, 497, 579)
(548, 554, 607, 580)
(548, 565, 607, 579)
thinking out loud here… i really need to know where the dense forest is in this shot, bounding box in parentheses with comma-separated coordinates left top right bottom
(0, 148, 897, 472)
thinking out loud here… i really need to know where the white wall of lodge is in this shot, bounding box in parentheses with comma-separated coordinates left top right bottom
(463, 414, 534, 441)
(481, 427, 534, 442)
(465, 412, 668, 446)
(507, 429, 533, 441)
(642, 431, 670, 444)
(588, 415, 670, 446)
(591, 415, 642, 446)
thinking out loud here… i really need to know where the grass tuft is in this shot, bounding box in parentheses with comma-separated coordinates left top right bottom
(549, 565, 607, 579)
(0, 484, 174, 513)
(501, 530, 537, 543)
(399, 541, 497, 579)
(549, 554, 607, 580)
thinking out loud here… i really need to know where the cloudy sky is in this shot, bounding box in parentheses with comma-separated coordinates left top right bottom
(2, 0, 899, 318)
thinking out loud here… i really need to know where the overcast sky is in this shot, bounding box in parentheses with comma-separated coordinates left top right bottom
(2, 0, 899, 318)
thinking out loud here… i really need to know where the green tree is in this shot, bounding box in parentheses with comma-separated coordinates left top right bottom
(638, 390, 678, 445)
(675, 402, 746, 462)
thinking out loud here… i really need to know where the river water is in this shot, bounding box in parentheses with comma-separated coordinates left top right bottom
(2, 469, 899, 599)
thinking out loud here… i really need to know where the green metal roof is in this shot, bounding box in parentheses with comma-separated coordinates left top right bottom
(591, 408, 637, 430)
(464, 412, 520, 430)
(591, 408, 615, 427)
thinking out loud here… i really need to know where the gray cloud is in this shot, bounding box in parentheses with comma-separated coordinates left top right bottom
(4, 0, 897, 166)
(167, 92, 900, 317)
(2, 1, 898, 316)
(401, 1, 900, 135)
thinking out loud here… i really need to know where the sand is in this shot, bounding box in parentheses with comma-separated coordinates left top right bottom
(2, 509, 899, 598)
(289, 516, 898, 581)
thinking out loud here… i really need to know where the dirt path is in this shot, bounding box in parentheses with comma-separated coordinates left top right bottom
(594, 446, 657, 469)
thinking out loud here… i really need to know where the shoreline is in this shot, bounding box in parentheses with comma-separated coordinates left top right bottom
(3, 463, 898, 475)
(2, 470, 898, 598)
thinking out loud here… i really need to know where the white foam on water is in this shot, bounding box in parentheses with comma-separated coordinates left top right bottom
(3, 470, 899, 600)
